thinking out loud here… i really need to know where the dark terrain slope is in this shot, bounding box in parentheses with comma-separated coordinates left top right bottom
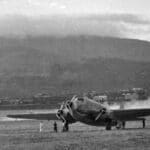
(0, 36, 150, 97)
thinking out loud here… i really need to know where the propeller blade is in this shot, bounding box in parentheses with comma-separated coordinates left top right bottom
(60, 102, 65, 110)
(71, 95, 77, 101)
(95, 108, 106, 121)
(61, 115, 66, 123)
(56, 109, 67, 123)
(95, 112, 103, 121)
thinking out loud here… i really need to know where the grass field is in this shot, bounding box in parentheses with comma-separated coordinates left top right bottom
(0, 110, 150, 150)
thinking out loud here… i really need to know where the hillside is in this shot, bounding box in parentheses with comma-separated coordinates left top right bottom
(1, 36, 150, 63)
(0, 36, 150, 97)
(0, 57, 150, 97)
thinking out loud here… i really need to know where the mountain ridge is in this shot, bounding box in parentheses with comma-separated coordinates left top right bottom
(1, 36, 150, 63)
(0, 36, 150, 97)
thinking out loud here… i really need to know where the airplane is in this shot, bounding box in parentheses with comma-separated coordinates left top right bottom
(7, 95, 150, 131)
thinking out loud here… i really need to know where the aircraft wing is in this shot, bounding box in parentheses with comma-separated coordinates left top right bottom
(112, 108, 150, 121)
(7, 113, 58, 120)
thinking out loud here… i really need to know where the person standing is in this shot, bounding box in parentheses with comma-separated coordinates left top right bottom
(53, 121, 58, 132)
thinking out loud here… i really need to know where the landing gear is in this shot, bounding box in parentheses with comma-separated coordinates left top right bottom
(62, 122, 69, 132)
(122, 121, 126, 129)
(105, 119, 112, 130)
(142, 119, 145, 128)
(116, 121, 126, 130)
(106, 124, 111, 130)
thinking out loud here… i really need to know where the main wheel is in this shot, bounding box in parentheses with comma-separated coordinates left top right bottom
(142, 119, 145, 128)
(106, 124, 111, 130)
(62, 122, 69, 132)
(122, 121, 126, 129)
(116, 121, 125, 130)
(106, 120, 112, 130)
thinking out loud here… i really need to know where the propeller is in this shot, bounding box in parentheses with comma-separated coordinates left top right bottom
(66, 102, 73, 115)
(56, 109, 67, 123)
(56, 96, 76, 122)
(56, 101, 67, 123)
(60, 102, 65, 109)
(71, 95, 77, 101)
(95, 108, 106, 121)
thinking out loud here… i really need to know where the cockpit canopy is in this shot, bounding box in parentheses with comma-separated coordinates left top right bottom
(77, 97, 84, 102)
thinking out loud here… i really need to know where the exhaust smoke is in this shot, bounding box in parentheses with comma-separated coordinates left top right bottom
(109, 97, 150, 110)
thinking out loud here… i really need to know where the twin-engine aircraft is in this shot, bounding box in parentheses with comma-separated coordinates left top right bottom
(7, 95, 150, 131)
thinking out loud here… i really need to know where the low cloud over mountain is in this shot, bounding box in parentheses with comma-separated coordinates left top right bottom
(0, 14, 150, 41)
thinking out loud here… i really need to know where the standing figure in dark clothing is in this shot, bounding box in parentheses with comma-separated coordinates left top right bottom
(53, 121, 58, 132)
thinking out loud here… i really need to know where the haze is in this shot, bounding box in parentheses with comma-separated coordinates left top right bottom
(0, 0, 150, 41)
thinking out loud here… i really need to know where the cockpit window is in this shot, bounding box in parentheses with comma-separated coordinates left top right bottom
(78, 97, 84, 101)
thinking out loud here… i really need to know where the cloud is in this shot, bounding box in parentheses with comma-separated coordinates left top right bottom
(0, 13, 150, 41)
(80, 14, 150, 40)
(0, 0, 68, 16)
(85, 14, 150, 25)
(49, 1, 67, 9)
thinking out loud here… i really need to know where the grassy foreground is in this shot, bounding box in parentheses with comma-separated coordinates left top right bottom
(0, 119, 150, 150)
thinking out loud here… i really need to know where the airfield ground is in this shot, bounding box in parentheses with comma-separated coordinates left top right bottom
(0, 110, 150, 150)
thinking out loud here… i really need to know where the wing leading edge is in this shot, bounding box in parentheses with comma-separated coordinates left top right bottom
(7, 113, 58, 120)
(112, 108, 150, 121)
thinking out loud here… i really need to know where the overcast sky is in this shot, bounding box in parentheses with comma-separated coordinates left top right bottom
(0, 0, 150, 41)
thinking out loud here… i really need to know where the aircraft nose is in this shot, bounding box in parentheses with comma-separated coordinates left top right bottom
(56, 109, 67, 123)
(56, 109, 63, 118)
(58, 109, 63, 115)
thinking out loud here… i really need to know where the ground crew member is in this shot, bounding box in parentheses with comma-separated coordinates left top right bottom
(39, 122, 43, 132)
(53, 121, 58, 132)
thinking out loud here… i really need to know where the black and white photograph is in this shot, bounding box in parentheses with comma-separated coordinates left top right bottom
(0, 0, 150, 149)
